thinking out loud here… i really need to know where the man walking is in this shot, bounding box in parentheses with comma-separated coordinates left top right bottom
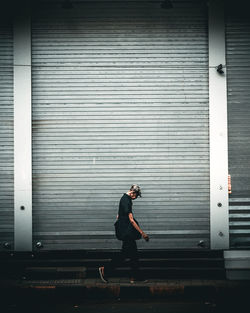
(99, 184, 149, 283)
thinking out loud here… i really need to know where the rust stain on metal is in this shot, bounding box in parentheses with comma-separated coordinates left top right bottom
(228, 174, 232, 194)
(109, 285, 120, 297)
(86, 285, 120, 297)
(149, 285, 184, 296)
(31, 286, 56, 289)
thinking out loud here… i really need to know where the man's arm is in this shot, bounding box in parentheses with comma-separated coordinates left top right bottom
(128, 213, 149, 241)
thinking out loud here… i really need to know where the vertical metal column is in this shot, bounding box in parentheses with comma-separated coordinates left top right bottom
(209, 0, 229, 249)
(14, 7, 32, 251)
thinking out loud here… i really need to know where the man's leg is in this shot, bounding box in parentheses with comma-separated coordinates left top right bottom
(100, 242, 127, 280)
(106, 251, 126, 274)
(124, 240, 140, 280)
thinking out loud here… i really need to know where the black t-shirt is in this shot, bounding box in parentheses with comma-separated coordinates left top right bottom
(118, 193, 132, 218)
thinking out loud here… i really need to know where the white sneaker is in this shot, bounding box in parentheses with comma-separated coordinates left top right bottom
(98, 267, 109, 283)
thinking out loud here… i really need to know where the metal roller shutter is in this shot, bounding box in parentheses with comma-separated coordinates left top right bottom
(0, 20, 14, 251)
(226, 8, 250, 198)
(226, 5, 250, 249)
(32, 1, 209, 250)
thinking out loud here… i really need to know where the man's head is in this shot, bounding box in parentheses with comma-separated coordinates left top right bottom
(128, 184, 142, 200)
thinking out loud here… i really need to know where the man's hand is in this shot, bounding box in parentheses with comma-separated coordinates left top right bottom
(142, 232, 149, 242)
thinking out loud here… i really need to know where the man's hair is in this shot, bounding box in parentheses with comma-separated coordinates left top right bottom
(130, 184, 142, 197)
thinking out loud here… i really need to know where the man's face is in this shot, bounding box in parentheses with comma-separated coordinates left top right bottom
(130, 192, 138, 200)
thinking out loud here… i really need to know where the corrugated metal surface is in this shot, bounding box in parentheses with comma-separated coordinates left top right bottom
(226, 7, 250, 249)
(0, 20, 14, 250)
(32, 1, 209, 250)
(226, 8, 250, 197)
(229, 198, 250, 249)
